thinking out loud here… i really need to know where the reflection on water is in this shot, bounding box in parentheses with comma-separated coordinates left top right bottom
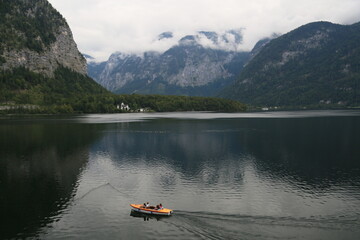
(0, 122, 104, 239)
(1, 111, 360, 239)
(130, 210, 169, 221)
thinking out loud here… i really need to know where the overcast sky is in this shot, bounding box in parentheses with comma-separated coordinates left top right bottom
(47, 0, 360, 61)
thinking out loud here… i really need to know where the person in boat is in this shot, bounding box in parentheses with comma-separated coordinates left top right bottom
(145, 202, 150, 208)
(155, 203, 163, 210)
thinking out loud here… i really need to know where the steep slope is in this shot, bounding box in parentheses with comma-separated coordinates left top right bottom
(0, 0, 86, 75)
(0, 0, 109, 113)
(222, 21, 360, 107)
(88, 31, 251, 96)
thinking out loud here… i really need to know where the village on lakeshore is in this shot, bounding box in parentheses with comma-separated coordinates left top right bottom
(117, 102, 151, 113)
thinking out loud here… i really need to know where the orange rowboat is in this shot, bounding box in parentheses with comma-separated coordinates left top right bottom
(130, 204, 173, 216)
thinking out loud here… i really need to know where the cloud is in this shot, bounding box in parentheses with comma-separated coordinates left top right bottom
(48, 0, 360, 61)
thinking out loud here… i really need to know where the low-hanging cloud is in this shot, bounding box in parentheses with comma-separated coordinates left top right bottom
(48, 0, 360, 61)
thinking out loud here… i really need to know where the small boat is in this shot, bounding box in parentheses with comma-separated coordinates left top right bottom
(130, 204, 173, 216)
(130, 210, 164, 221)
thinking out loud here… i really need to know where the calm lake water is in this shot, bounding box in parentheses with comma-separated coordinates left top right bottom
(1, 111, 360, 239)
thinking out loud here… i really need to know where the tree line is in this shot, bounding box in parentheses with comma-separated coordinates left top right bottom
(0, 67, 246, 114)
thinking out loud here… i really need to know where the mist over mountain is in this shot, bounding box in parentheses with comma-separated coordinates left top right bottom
(4, 0, 357, 110)
(158, 32, 174, 40)
(87, 29, 267, 96)
(0, 0, 245, 114)
(221, 21, 360, 107)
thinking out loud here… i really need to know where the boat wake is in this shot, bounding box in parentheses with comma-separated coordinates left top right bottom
(158, 210, 360, 240)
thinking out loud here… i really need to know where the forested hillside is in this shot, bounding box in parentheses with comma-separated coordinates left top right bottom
(222, 21, 360, 108)
(0, 0, 64, 53)
(0, 67, 246, 113)
(0, 0, 247, 114)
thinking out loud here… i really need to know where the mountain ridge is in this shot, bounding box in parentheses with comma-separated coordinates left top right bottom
(0, 0, 246, 114)
(87, 29, 267, 96)
(0, 0, 112, 113)
(0, 0, 86, 76)
(221, 21, 360, 107)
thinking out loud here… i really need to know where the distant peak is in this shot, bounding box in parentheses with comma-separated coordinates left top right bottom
(223, 29, 243, 44)
(158, 32, 174, 40)
(198, 31, 219, 43)
(83, 54, 94, 60)
(179, 35, 198, 45)
(176, 29, 244, 51)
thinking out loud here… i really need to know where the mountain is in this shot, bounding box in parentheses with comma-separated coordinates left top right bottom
(0, 0, 86, 76)
(158, 31, 173, 40)
(0, 0, 109, 113)
(0, 1, 245, 114)
(83, 54, 95, 62)
(221, 21, 360, 107)
(88, 30, 252, 96)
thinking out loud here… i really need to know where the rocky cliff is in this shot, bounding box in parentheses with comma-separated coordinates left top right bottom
(0, 0, 86, 76)
(88, 30, 252, 96)
(0, 0, 108, 113)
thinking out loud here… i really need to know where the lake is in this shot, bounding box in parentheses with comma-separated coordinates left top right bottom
(1, 111, 360, 239)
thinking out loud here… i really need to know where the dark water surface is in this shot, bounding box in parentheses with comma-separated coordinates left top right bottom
(1, 111, 360, 239)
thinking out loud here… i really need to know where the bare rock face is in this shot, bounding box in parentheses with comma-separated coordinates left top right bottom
(2, 26, 86, 76)
(87, 30, 275, 96)
(88, 31, 252, 96)
(0, 0, 86, 76)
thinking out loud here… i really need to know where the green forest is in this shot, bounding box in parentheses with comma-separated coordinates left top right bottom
(0, 67, 246, 114)
(221, 22, 360, 108)
(0, 0, 65, 53)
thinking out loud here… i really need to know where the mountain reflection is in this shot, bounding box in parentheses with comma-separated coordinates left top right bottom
(239, 117, 360, 187)
(0, 122, 104, 239)
(2, 114, 358, 239)
(92, 119, 245, 177)
(93, 117, 360, 189)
